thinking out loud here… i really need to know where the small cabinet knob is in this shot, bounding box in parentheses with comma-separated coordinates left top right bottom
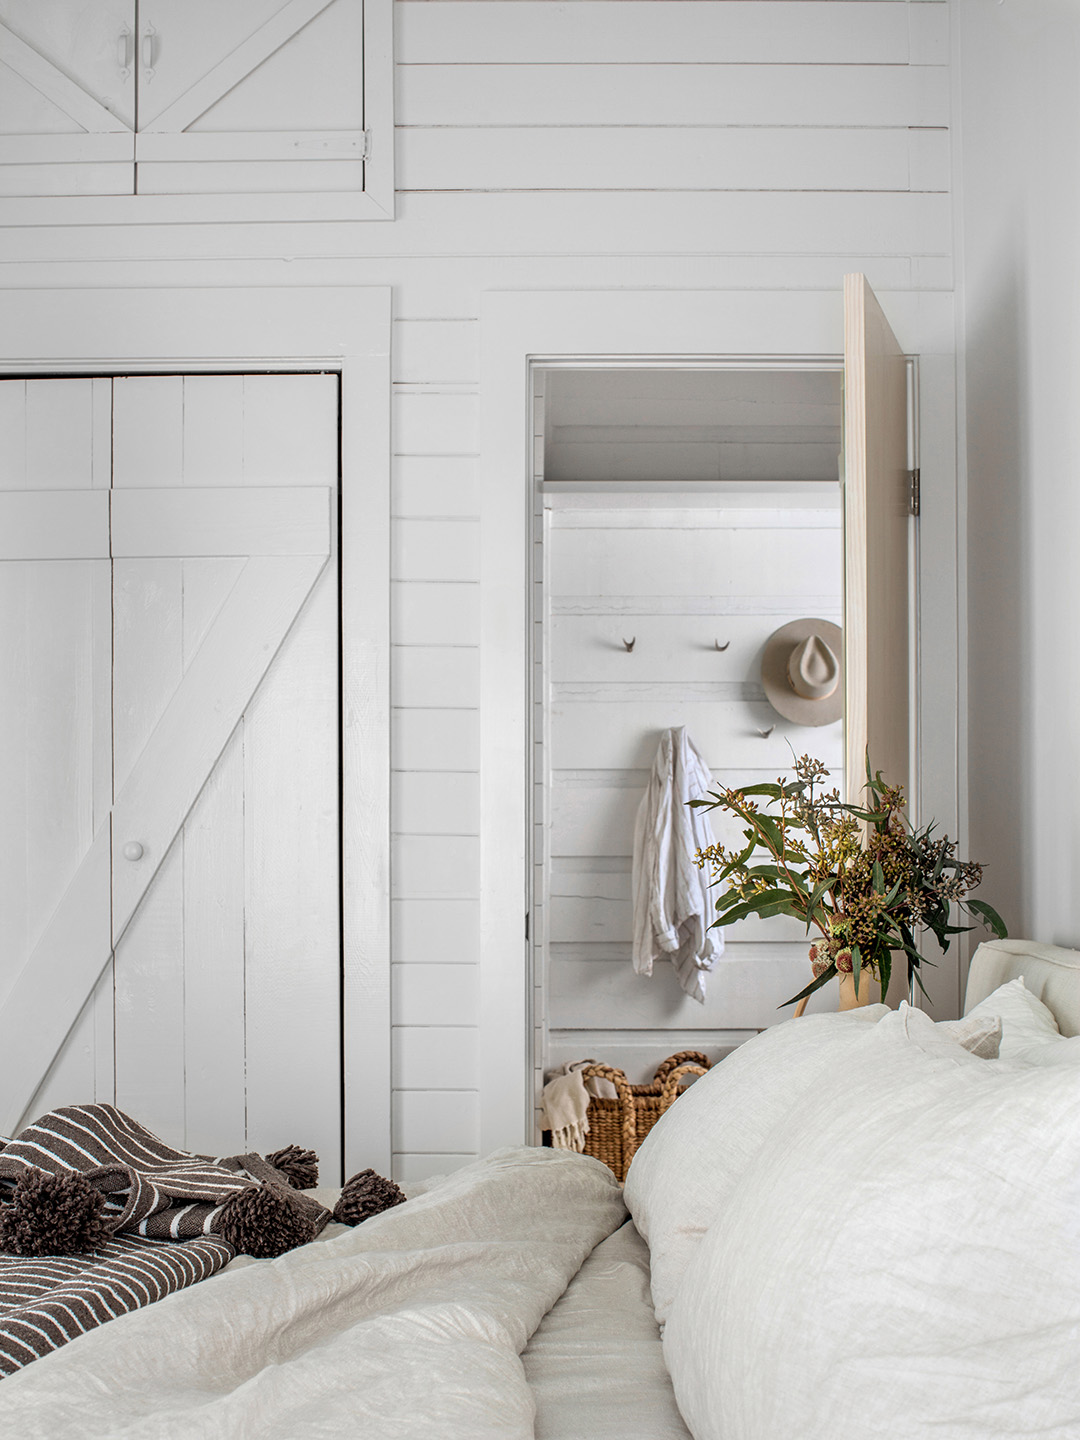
(123, 841, 144, 862)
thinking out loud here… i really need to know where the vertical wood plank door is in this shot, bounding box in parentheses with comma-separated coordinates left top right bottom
(0, 373, 342, 1176)
(842, 273, 910, 808)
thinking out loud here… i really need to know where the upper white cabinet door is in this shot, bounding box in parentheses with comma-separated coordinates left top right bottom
(0, 374, 343, 1176)
(0, 0, 390, 217)
(135, 0, 365, 199)
(842, 272, 910, 807)
(0, 0, 135, 195)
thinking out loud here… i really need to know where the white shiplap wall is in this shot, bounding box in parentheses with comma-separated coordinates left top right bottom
(0, 0, 953, 1183)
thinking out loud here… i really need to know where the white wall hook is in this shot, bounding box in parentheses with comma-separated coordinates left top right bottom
(714, 639, 730, 651)
(122, 841, 144, 861)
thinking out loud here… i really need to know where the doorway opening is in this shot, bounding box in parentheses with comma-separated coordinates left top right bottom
(528, 360, 848, 1133)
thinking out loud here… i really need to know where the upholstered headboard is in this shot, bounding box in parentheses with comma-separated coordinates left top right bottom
(964, 939, 1080, 1037)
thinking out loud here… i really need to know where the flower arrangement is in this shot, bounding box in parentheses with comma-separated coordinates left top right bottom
(692, 755, 1007, 1008)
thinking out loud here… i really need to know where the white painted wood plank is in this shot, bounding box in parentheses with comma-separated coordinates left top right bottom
(909, 1, 949, 65)
(392, 963, 479, 1027)
(392, 646, 479, 709)
(0, 135, 135, 165)
(181, 375, 245, 484)
(392, 582, 480, 646)
(549, 954, 819, 1030)
(393, 835, 480, 899)
(392, 518, 480, 582)
(393, 1027, 479, 1090)
(393, 706, 480, 772)
(393, 457, 480, 518)
(550, 528, 842, 597)
(0, 191, 951, 261)
(551, 594, 842, 618)
(0, 381, 26, 484)
(0, 827, 111, 1135)
(393, 321, 478, 385)
(552, 701, 842, 771)
(181, 723, 248, 1157)
(113, 378, 184, 489)
(0, 163, 133, 197)
(241, 374, 339, 485)
(400, 128, 944, 196)
(18, 991, 100, 1131)
(0, 21, 130, 134)
(141, 0, 338, 135)
(393, 770, 480, 835)
(549, 614, 839, 686)
(392, 898, 480, 964)
(23, 379, 99, 488)
(393, 1153, 473, 1184)
(136, 131, 365, 163)
(398, 63, 950, 129)
(111, 487, 331, 557)
(394, 391, 478, 455)
(111, 555, 328, 940)
(546, 438, 840, 484)
(549, 878, 805, 946)
(392, 1090, 478, 1154)
(136, 159, 363, 196)
(397, 3, 913, 65)
(114, 833, 188, 1147)
(244, 560, 340, 1171)
(0, 491, 108, 558)
(90, 378, 111, 489)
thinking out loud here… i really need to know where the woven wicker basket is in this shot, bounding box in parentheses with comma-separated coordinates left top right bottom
(580, 1051, 710, 1182)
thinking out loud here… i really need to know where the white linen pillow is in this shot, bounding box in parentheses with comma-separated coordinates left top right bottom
(964, 974, 1080, 1065)
(663, 1005, 1080, 1440)
(623, 1003, 1000, 1322)
(623, 1005, 889, 1322)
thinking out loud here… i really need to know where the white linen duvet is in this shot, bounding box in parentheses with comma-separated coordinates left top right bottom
(0, 1147, 626, 1439)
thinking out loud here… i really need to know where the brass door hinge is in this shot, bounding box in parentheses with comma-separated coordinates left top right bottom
(909, 468, 921, 517)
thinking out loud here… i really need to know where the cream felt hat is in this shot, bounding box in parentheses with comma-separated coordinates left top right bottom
(761, 618, 843, 727)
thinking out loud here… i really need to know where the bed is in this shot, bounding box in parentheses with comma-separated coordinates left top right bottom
(1, 936, 1078, 1438)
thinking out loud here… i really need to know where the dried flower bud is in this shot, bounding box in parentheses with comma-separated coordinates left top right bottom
(835, 948, 854, 974)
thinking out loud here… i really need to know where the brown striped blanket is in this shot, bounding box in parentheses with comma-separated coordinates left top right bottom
(0, 1104, 330, 1376)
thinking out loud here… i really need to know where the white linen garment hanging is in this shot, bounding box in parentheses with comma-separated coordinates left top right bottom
(631, 726, 723, 1003)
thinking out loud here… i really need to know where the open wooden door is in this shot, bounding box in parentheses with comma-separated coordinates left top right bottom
(842, 273, 911, 809)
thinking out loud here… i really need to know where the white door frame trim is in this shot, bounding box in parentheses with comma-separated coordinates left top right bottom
(478, 288, 960, 1147)
(0, 285, 392, 1175)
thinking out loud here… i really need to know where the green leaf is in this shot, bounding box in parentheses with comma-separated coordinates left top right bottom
(872, 861, 885, 894)
(780, 963, 838, 1009)
(734, 783, 786, 799)
(804, 875, 834, 932)
(879, 949, 892, 1001)
(750, 813, 786, 854)
(967, 899, 1008, 939)
(851, 943, 862, 999)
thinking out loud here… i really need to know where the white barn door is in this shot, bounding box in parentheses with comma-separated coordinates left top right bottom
(0, 373, 341, 1171)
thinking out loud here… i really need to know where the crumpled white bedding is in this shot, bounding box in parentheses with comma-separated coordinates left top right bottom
(0, 1147, 627, 1439)
(525, 1219, 691, 1440)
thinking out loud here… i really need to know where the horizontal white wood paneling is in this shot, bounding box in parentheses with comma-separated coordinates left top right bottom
(392, 898, 480, 963)
(393, 1027, 479, 1089)
(393, 391, 478, 454)
(392, 518, 480, 581)
(393, 963, 479, 1027)
(392, 1090, 479, 1153)
(394, 835, 480, 898)
(393, 582, 481, 646)
(398, 64, 949, 130)
(393, 321, 479, 385)
(393, 456, 480, 518)
(393, 770, 480, 834)
(393, 707, 480, 772)
(549, 954, 821, 1030)
(398, 3, 922, 66)
(400, 128, 947, 195)
(0, 491, 108, 559)
(552, 702, 843, 770)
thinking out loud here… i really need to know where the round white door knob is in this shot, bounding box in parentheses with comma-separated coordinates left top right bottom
(123, 841, 144, 862)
